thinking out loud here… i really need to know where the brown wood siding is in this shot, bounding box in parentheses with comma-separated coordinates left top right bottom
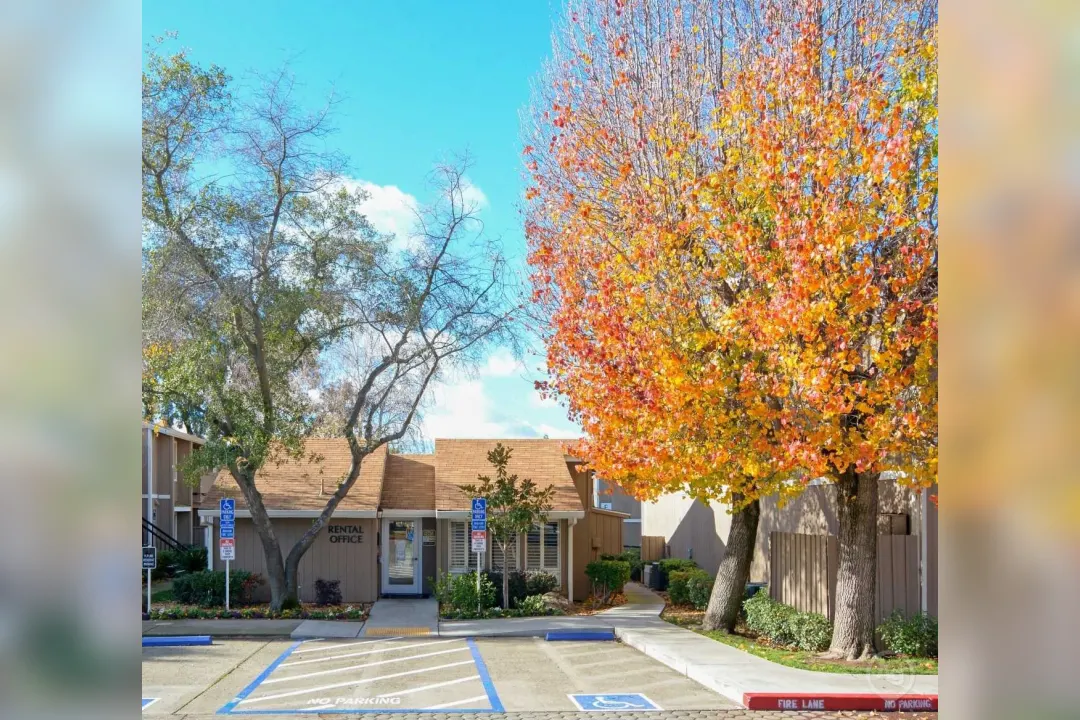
(572, 509, 625, 601)
(212, 518, 378, 603)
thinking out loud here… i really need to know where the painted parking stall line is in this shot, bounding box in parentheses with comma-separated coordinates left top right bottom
(569, 694, 662, 712)
(142, 698, 159, 710)
(218, 637, 502, 714)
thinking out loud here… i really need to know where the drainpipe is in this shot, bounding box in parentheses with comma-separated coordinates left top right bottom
(204, 516, 214, 571)
(920, 489, 929, 613)
(568, 519, 576, 603)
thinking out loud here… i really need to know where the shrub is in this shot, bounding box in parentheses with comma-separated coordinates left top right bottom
(175, 546, 208, 575)
(585, 560, 631, 603)
(525, 571, 559, 597)
(486, 570, 529, 608)
(314, 579, 342, 606)
(877, 611, 938, 658)
(686, 571, 714, 610)
(151, 548, 179, 581)
(515, 594, 548, 616)
(602, 549, 643, 582)
(668, 569, 704, 606)
(172, 570, 263, 607)
(656, 558, 698, 590)
(743, 589, 797, 646)
(435, 572, 497, 616)
(789, 611, 833, 651)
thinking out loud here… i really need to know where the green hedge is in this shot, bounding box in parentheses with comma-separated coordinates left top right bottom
(434, 572, 497, 616)
(668, 568, 713, 609)
(601, 549, 643, 582)
(585, 559, 631, 603)
(172, 570, 263, 608)
(877, 610, 938, 658)
(656, 558, 698, 590)
(743, 589, 832, 651)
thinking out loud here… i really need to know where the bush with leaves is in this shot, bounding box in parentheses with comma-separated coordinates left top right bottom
(602, 549, 643, 582)
(172, 570, 263, 607)
(487, 571, 529, 609)
(314, 579, 342, 606)
(151, 548, 179, 581)
(686, 571, 713, 610)
(877, 611, 938, 658)
(525, 571, 559, 596)
(585, 559, 631, 604)
(789, 611, 833, 652)
(668, 569, 710, 607)
(435, 572, 497, 617)
(515, 594, 548, 615)
(175, 546, 208, 575)
(656, 558, 698, 590)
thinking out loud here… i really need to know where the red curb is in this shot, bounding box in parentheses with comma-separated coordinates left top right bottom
(742, 693, 938, 712)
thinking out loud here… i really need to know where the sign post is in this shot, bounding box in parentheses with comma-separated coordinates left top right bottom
(219, 498, 236, 610)
(471, 498, 487, 613)
(142, 546, 157, 614)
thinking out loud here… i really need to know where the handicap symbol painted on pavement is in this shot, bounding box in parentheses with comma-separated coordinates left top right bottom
(569, 694, 661, 711)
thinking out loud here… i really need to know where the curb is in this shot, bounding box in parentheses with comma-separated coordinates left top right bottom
(545, 630, 616, 641)
(142, 635, 212, 647)
(742, 693, 938, 712)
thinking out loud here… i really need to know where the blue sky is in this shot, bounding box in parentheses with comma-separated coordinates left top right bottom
(143, 1, 581, 443)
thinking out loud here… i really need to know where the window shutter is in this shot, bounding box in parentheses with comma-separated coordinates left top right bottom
(450, 521, 466, 571)
(492, 536, 517, 572)
(526, 525, 541, 570)
(543, 522, 559, 572)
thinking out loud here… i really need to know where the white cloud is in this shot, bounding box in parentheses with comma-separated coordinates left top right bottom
(482, 348, 524, 377)
(354, 181, 420, 251)
(459, 178, 488, 211)
(419, 375, 579, 441)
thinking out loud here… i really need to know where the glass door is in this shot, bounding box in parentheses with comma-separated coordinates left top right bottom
(383, 519, 419, 593)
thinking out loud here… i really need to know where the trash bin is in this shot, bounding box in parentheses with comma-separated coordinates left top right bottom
(646, 562, 662, 590)
(744, 582, 768, 600)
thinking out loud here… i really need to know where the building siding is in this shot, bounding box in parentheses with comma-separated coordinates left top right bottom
(212, 518, 378, 603)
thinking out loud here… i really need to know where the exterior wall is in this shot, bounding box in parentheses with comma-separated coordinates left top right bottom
(641, 478, 928, 588)
(622, 520, 642, 546)
(143, 428, 202, 545)
(571, 509, 625, 602)
(212, 518, 378, 603)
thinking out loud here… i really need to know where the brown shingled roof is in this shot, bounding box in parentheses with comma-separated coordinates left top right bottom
(203, 440, 387, 512)
(381, 454, 436, 510)
(434, 438, 585, 512)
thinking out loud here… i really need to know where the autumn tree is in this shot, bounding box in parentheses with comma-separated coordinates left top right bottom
(458, 444, 556, 610)
(143, 46, 517, 610)
(525, 0, 936, 658)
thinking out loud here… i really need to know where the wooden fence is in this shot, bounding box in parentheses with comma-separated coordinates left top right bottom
(640, 535, 666, 563)
(769, 531, 920, 623)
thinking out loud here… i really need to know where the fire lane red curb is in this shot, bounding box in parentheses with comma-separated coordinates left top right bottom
(742, 693, 938, 712)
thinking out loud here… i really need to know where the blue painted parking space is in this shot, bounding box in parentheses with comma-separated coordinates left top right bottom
(217, 637, 503, 714)
(142, 698, 159, 710)
(569, 693, 662, 712)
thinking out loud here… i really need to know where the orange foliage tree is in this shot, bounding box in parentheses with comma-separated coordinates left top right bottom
(525, 0, 936, 657)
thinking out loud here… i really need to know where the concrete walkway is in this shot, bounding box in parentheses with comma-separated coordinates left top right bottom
(360, 597, 439, 636)
(606, 584, 938, 706)
(142, 618, 303, 637)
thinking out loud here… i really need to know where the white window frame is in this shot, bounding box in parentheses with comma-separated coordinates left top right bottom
(489, 534, 520, 573)
(449, 520, 483, 574)
(525, 521, 561, 580)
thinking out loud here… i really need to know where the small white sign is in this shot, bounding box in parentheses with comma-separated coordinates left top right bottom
(600, 502, 613, 510)
(220, 537, 235, 561)
(471, 530, 487, 553)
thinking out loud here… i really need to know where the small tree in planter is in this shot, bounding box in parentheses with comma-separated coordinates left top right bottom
(459, 444, 555, 610)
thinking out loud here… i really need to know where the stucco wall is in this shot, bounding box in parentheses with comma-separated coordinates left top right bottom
(211, 518, 378, 603)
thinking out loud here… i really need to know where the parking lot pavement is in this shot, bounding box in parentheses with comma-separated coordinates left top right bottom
(476, 637, 738, 712)
(142, 639, 287, 716)
(144, 638, 936, 719)
(219, 637, 499, 714)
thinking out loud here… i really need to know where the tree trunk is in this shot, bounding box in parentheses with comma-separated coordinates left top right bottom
(231, 466, 298, 612)
(702, 496, 760, 632)
(501, 542, 510, 610)
(825, 468, 879, 660)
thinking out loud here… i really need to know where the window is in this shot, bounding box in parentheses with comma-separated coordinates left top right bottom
(525, 521, 560, 576)
(449, 521, 480, 573)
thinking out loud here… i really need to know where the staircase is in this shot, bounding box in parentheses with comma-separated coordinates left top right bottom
(143, 518, 187, 553)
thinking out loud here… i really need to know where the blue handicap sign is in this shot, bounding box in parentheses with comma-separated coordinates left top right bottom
(471, 519, 487, 531)
(220, 498, 235, 522)
(219, 525, 234, 539)
(569, 694, 661, 712)
(471, 497, 486, 514)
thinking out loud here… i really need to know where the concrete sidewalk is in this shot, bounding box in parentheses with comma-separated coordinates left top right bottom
(142, 618, 303, 637)
(361, 596, 439, 636)
(605, 584, 938, 706)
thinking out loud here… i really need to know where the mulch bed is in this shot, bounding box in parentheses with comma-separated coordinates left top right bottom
(563, 592, 628, 615)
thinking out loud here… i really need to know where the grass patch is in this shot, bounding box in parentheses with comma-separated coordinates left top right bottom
(662, 607, 938, 675)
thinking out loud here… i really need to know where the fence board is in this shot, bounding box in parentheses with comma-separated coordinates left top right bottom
(770, 531, 920, 624)
(640, 535, 665, 563)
